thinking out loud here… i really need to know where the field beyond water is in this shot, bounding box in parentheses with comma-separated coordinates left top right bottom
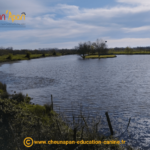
(0, 53, 62, 62)
(108, 50, 150, 55)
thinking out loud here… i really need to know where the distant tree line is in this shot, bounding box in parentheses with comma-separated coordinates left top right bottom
(0, 47, 78, 56)
(1, 44, 150, 56)
(109, 46, 150, 54)
(110, 47, 150, 52)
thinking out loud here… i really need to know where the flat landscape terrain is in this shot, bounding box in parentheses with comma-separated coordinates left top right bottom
(0, 53, 62, 62)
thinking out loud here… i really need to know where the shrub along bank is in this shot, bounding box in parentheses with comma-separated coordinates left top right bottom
(0, 82, 135, 150)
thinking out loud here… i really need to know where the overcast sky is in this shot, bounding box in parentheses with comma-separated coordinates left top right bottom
(0, 0, 150, 50)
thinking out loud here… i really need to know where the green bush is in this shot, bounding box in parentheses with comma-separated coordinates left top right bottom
(125, 47, 133, 54)
(44, 103, 52, 114)
(7, 53, 13, 60)
(42, 53, 46, 57)
(26, 52, 31, 59)
(24, 94, 31, 103)
(53, 51, 56, 56)
(1, 92, 9, 99)
(0, 89, 3, 94)
(0, 92, 134, 150)
(11, 92, 25, 103)
(35, 105, 46, 115)
(0, 82, 6, 92)
(29, 104, 46, 117)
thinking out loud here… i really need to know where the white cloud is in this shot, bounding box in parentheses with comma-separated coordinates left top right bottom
(0, 22, 110, 49)
(122, 26, 150, 33)
(107, 38, 150, 48)
(117, 0, 150, 5)
(0, 23, 109, 39)
(54, 4, 80, 15)
(66, 5, 150, 21)
(0, 0, 50, 17)
(1, 1, 150, 49)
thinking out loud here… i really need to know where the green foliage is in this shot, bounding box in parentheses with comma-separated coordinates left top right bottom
(28, 104, 46, 117)
(0, 81, 134, 150)
(95, 39, 107, 57)
(108, 49, 150, 54)
(56, 52, 62, 56)
(7, 53, 13, 60)
(34, 105, 46, 116)
(0, 89, 3, 93)
(53, 51, 56, 56)
(11, 92, 25, 103)
(0, 52, 62, 63)
(0, 82, 8, 100)
(125, 47, 133, 54)
(76, 39, 107, 59)
(44, 103, 52, 114)
(11, 93, 31, 104)
(24, 94, 31, 103)
(76, 42, 90, 59)
(42, 53, 46, 57)
(108, 49, 114, 54)
(0, 82, 6, 92)
(26, 52, 31, 59)
(0, 96, 133, 150)
(1, 92, 9, 99)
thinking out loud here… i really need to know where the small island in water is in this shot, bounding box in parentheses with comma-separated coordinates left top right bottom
(85, 55, 116, 59)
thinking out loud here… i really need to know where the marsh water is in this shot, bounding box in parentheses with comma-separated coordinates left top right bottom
(0, 55, 150, 149)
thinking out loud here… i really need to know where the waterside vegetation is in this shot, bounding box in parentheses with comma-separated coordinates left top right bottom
(75, 39, 117, 59)
(0, 82, 136, 150)
(0, 52, 62, 62)
(1, 41, 150, 63)
(108, 46, 150, 55)
(85, 55, 116, 59)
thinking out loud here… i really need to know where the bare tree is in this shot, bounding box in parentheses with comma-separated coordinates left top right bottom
(95, 39, 107, 58)
(75, 39, 107, 59)
(76, 42, 89, 59)
(91, 42, 97, 54)
(86, 41, 92, 55)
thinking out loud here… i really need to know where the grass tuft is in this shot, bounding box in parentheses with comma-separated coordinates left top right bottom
(44, 103, 53, 114)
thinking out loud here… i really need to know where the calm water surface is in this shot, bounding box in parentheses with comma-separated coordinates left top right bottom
(0, 55, 150, 149)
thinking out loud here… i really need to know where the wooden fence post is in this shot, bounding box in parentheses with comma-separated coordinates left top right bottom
(73, 127, 77, 141)
(105, 112, 114, 135)
(38, 118, 40, 140)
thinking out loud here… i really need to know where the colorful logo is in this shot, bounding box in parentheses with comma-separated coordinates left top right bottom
(0, 10, 26, 22)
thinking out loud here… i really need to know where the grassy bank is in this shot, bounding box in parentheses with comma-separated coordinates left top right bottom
(108, 50, 150, 55)
(85, 55, 116, 59)
(0, 52, 62, 63)
(0, 82, 136, 150)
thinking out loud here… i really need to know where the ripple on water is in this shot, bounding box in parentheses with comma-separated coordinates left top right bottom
(1, 55, 150, 149)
